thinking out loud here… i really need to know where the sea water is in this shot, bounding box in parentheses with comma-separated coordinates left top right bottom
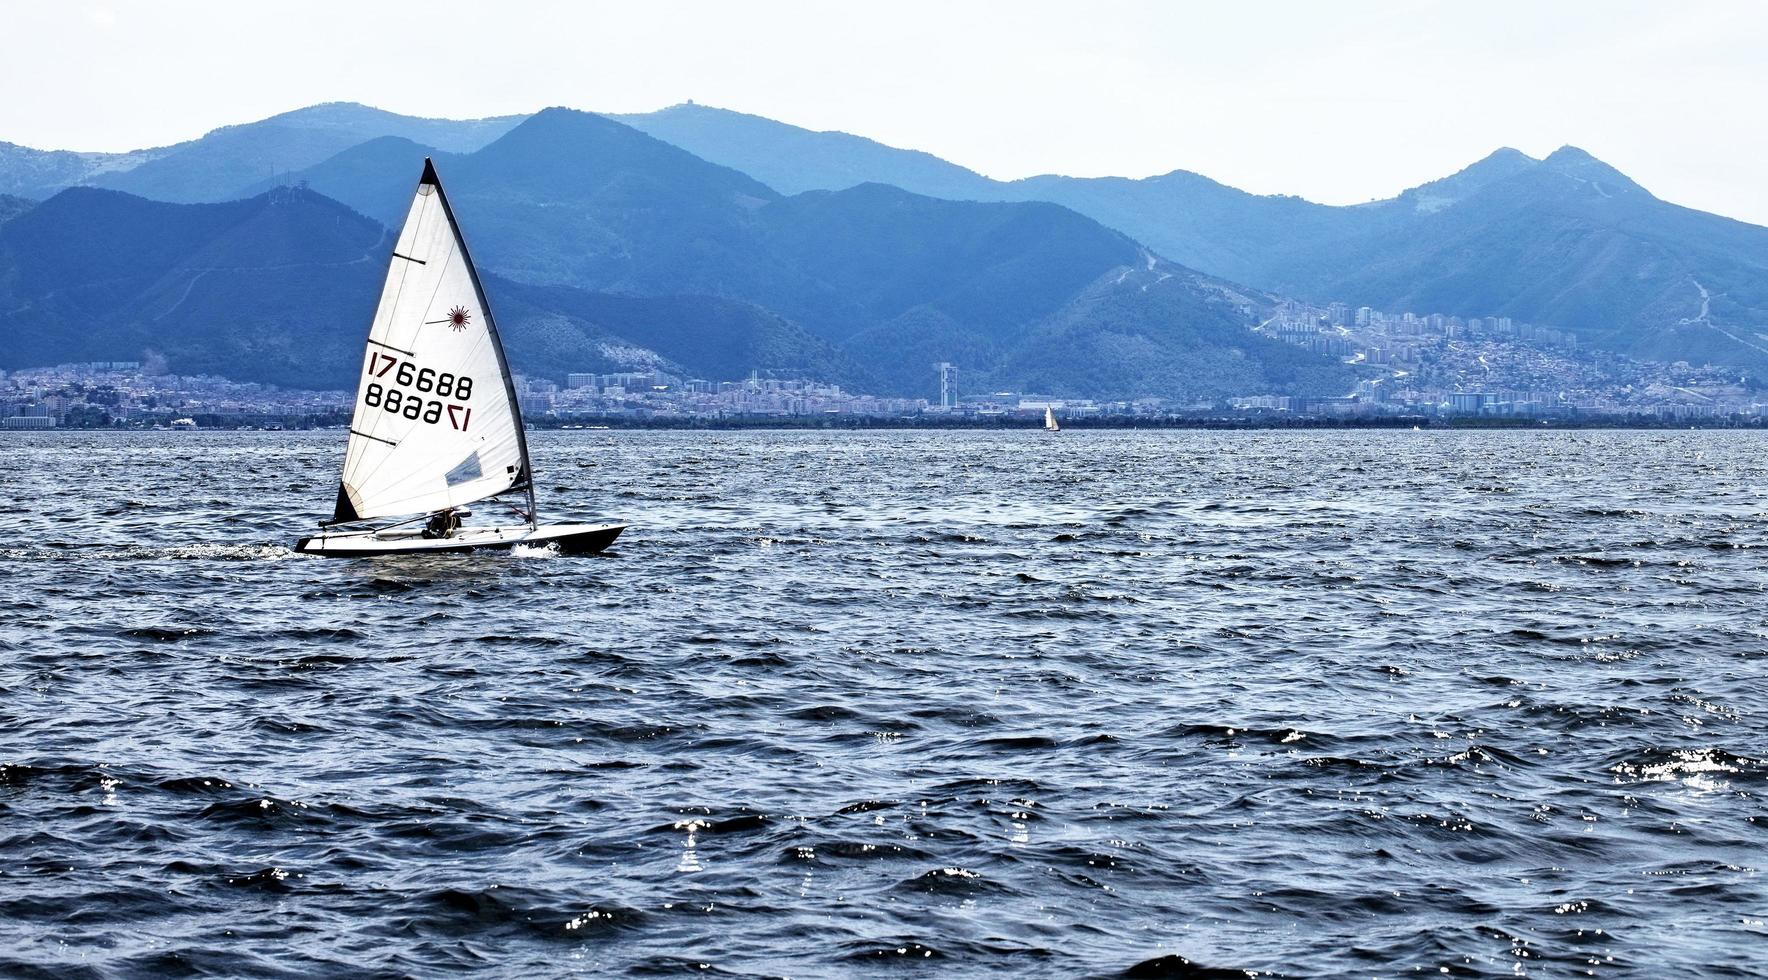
(1, 429, 1764, 976)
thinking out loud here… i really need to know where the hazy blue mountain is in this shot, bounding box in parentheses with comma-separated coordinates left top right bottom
(0, 103, 527, 205)
(495, 285, 871, 389)
(440, 108, 792, 294)
(3, 103, 1350, 396)
(232, 135, 447, 225)
(0, 186, 388, 384)
(606, 103, 1348, 281)
(1001, 170, 1354, 287)
(265, 108, 1337, 399)
(754, 181, 1166, 392)
(1008, 143, 1768, 376)
(603, 105, 1768, 373)
(613, 103, 997, 199)
(604, 106, 1589, 287)
(273, 109, 799, 293)
(751, 183, 1145, 344)
(0, 193, 33, 225)
(91, 103, 526, 203)
(0, 141, 168, 200)
(993, 148, 1556, 288)
(266, 110, 807, 302)
(1381, 148, 1539, 215)
(740, 180, 1342, 398)
(18, 102, 1768, 380)
(1275, 147, 1768, 371)
(0, 186, 865, 390)
(990, 266, 1352, 400)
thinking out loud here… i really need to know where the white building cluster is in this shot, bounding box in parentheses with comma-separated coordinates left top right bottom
(1245, 299, 1764, 418)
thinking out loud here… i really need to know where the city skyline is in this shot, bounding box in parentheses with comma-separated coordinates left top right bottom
(9, 288, 1762, 428)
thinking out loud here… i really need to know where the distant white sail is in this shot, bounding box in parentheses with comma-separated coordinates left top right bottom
(1044, 406, 1060, 432)
(331, 160, 530, 524)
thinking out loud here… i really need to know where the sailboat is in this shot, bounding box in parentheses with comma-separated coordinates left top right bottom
(294, 160, 625, 557)
(1044, 405, 1061, 432)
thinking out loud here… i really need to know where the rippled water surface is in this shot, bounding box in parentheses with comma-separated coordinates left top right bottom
(3, 429, 1766, 977)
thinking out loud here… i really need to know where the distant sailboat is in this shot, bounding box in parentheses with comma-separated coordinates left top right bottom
(295, 160, 624, 557)
(1044, 405, 1061, 432)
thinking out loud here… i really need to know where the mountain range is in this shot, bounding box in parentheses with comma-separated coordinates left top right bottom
(615, 104, 1768, 374)
(3, 100, 1766, 394)
(0, 103, 522, 202)
(0, 186, 864, 391)
(0, 107, 1342, 400)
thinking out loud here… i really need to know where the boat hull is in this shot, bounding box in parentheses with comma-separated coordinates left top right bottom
(294, 522, 625, 558)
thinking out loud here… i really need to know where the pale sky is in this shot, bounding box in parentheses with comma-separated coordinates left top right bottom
(7, 1, 1767, 223)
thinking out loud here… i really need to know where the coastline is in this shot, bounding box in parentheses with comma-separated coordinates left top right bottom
(9, 414, 1768, 432)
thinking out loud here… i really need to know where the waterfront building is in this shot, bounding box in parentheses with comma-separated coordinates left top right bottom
(1448, 392, 1492, 414)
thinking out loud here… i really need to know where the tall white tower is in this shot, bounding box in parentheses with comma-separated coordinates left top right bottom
(933, 362, 957, 409)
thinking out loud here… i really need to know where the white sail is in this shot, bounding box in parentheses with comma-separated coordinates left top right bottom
(330, 160, 531, 524)
(1044, 406, 1060, 431)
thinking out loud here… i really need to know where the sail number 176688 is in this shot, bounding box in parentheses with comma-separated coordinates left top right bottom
(364, 351, 476, 430)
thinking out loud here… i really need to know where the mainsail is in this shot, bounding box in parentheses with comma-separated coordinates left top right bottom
(329, 159, 533, 524)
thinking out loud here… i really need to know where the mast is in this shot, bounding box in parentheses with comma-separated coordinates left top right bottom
(421, 158, 538, 525)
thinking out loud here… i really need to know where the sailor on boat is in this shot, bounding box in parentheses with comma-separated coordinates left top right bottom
(422, 507, 465, 539)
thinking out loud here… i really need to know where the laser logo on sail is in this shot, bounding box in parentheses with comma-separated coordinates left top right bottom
(432, 305, 471, 331)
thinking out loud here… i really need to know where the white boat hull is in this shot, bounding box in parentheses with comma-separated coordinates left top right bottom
(294, 522, 624, 557)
